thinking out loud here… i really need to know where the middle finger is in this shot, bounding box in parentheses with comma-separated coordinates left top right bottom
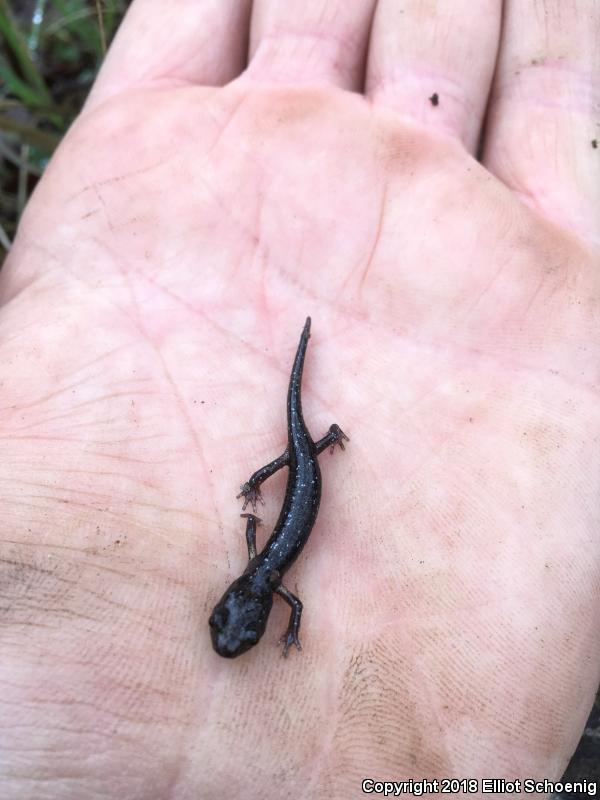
(247, 0, 377, 91)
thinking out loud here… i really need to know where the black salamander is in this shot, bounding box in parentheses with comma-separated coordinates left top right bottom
(209, 317, 348, 658)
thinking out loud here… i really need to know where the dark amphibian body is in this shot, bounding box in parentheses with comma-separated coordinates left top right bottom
(209, 317, 348, 659)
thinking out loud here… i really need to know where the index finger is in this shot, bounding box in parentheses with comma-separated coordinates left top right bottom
(86, 0, 252, 112)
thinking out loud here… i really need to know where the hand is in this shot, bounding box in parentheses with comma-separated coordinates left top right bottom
(2, 2, 599, 797)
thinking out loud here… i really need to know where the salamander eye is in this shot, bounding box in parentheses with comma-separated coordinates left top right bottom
(209, 607, 229, 629)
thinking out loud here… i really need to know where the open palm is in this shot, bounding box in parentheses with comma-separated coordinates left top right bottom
(2, 2, 599, 798)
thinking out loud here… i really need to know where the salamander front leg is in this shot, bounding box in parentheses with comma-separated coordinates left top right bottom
(275, 584, 303, 657)
(240, 513, 261, 560)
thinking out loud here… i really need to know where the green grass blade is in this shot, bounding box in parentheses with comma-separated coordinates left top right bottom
(0, 0, 52, 104)
(0, 113, 61, 153)
(0, 59, 48, 107)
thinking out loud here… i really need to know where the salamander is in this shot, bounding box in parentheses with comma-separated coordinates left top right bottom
(209, 317, 348, 658)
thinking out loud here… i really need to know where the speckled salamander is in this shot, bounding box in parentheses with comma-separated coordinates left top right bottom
(209, 317, 348, 658)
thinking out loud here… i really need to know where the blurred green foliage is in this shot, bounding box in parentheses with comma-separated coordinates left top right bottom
(0, 0, 128, 258)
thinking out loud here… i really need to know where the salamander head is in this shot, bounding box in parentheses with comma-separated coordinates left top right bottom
(209, 576, 273, 659)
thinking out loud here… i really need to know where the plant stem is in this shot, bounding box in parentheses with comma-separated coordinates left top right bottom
(0, 0, 52, 105)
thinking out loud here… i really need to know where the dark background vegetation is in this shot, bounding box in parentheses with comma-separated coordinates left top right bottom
(0, 0, 127, 259)
(0, 0, 598, 793)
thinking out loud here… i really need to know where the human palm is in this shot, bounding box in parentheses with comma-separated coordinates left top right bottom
(2, 2, 599, 798)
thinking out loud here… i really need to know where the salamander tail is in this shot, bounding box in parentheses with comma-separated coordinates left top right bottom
(287, 317, 312, 427)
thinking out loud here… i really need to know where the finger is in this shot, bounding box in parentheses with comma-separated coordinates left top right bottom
(365, 0, 502, 153)
(246, 0, 376, 90)
(86, 0, 253, 111)
(483, 0, 600, 244)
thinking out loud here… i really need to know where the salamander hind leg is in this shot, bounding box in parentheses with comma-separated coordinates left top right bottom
(240, 513, 261, 560)
(274, 584, 303, 657)
(315, 424, 349, 456)
(237, 449, 290, 511)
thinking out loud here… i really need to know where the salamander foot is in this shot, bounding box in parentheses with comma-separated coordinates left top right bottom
(328, 424, 349, 453)
(279, 628, 302, 658)
(237, 482, 265, 512)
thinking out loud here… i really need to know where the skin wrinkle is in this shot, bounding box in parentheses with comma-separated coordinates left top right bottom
(171, 167, 260, 250)
(141, 340, 221, 550)
(22, 560, 134, 581)
(3, 538, 127, 554)
(3, 553, 133, 581)
(294, 653, 342, 800)
(1, 620, 57, 630)
(130, 268, 285, 372)
(267, 258, 323, 312)
(494, 61, 600, 111)
(5, 499, 195, 554)
(380, 323, 600, 400)
(256, 27, 362, 53)
(365, 421, 466, 513)
(518, 265, 570, 319)
(0, 557, 59, 578)
(92, 185, 115, 233)
(4, 673, 181, 705)
(42, 264, 147, 341)
(113, 263, 155, 370)
(2, 552, 163, 632)
(2, 722, 131, 740)
(83, 451, 173, 466)
(403, 645, 454, 772)
(202, 92, 251, 160)
(0, 240, 64, 308)
(518, 188, 595, 248)
(366, 587, 506, 641)
(53, 589, 170, 641)
(368, 66, 472, 110)
(2, 604, 102, 624)
(333, 644, 408, 774)
(12, 392, 157, 431)
(53, 416, 122, 430)
(244, 172, 268, 312)
(89, 433, 167, 445)
(452, 258, 509, 324)
(2, 433, 166, 445)
(358, 179, 388, 292)
(248, 29, 363, 86)
(19, 492, 122, 511)
(63, 151, 172, 204)
(1, 694, 185, 728)
(4, 466, 162, 482)
(6, 345, 137, 409)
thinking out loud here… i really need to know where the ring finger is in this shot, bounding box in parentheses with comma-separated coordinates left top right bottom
(365, 0, 502, 153)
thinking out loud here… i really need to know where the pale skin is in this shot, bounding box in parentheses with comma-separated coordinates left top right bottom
(1, 0, 600, 797)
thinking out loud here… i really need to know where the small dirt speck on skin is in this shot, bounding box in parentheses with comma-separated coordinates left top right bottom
(429, 93, 439, 107)
(592, 139, 598, 149)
